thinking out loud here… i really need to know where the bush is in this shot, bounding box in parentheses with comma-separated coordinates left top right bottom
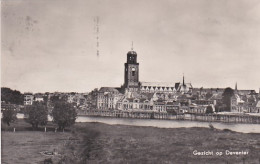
(208, 123, 215, 130)
(43, 158, 53, 164)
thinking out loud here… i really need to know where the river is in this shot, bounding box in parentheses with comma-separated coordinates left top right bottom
(16, 113, 260, 133)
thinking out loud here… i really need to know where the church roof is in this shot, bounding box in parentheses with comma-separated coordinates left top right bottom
(99, 87, 120, 94)
(140, 82, 175, 87)
(175, 82, 193, 90)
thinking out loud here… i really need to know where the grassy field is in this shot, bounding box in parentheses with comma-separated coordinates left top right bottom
(1, 119, 260, 164)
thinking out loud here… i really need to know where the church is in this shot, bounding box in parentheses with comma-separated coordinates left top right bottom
(123, 49, 193, 94)
(97, 48, 192, 110)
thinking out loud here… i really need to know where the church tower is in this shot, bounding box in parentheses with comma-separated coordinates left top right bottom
(124, 49, 139, 92)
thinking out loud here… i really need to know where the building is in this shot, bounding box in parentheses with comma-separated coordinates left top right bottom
(140, 76, 192, 94)
(140, 82, 176, 93)
(1, 102, 19, 112)
(24, 92, 34, 105)
(124, 50, 139, 92)
(116, 97, 153, 111)
(256, 101, 260, 113)
(165, 102, 180, 114)
(97, 87, 123, 110)
(34, 94, 44, 102)
(122, 49, 192, 94)
(175, 76, 193, 94)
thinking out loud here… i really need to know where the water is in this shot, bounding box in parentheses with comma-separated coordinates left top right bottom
(17, 113, 52, 120)
(16, 113, 260, 133)
(77, 116, 260, 133)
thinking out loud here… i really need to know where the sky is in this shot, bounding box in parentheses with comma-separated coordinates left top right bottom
(1, 0, 260, 93)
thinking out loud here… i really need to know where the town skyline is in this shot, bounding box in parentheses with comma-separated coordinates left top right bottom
(2, 0, 260, 93)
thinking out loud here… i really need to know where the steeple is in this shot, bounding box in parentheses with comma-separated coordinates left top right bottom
(183, 74, 185, 85)
(131, 41, 134, 51)
(124, 48, 139, 92)
(235, 82, 237, 92)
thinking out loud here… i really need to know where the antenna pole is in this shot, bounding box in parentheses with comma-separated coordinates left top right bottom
(95, 16, 100, 57)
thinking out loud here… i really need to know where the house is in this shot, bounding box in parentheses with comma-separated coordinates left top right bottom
(24, 92, 34, 105)
(192, 99, 216, 106)
(256, 101, 260, 113)
(1, 102, 18, 111)
(231, 94, 245, 112)
(237, 90, 256, 96)
(190, 106, 207, 113)
(34, 94, 44, 102)
(97, 87, 123, 110)
(153, 100, 166, 112)
(209, 93, 222, 104)
(117, 97, 153, 111)
(165, 102, 180, 114)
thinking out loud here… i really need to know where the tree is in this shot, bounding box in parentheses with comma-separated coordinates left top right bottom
(51, 102, 77, 131)
(25, 102, 48, 130)
(2, 107, 17, 126)
(50, 95, 60, 103)
(43, 95, 49, 106)
(1, 87, 24, 105)
(222, 87, 234, 112)
(205, 105, 214, 114)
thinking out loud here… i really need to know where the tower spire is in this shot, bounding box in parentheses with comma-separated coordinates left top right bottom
(131, 41, 134, 51)
(235, 82, 237, 91)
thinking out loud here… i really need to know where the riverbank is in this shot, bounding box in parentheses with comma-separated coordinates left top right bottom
(80, 110, 260, 124)
(1, 119, 260, 164)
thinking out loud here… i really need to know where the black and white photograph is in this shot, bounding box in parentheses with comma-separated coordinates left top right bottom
(1, 0, 260, 163)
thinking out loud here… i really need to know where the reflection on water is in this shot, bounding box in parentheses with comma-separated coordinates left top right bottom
(16, 113, 260, 133)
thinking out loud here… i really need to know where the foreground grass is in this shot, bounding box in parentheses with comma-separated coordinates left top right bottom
(1, 119, 260, 164)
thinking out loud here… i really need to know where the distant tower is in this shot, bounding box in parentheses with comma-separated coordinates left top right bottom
(124, 44, 139, 92)
(235, 82, 238, 93)
(183, 74, 185, 85)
